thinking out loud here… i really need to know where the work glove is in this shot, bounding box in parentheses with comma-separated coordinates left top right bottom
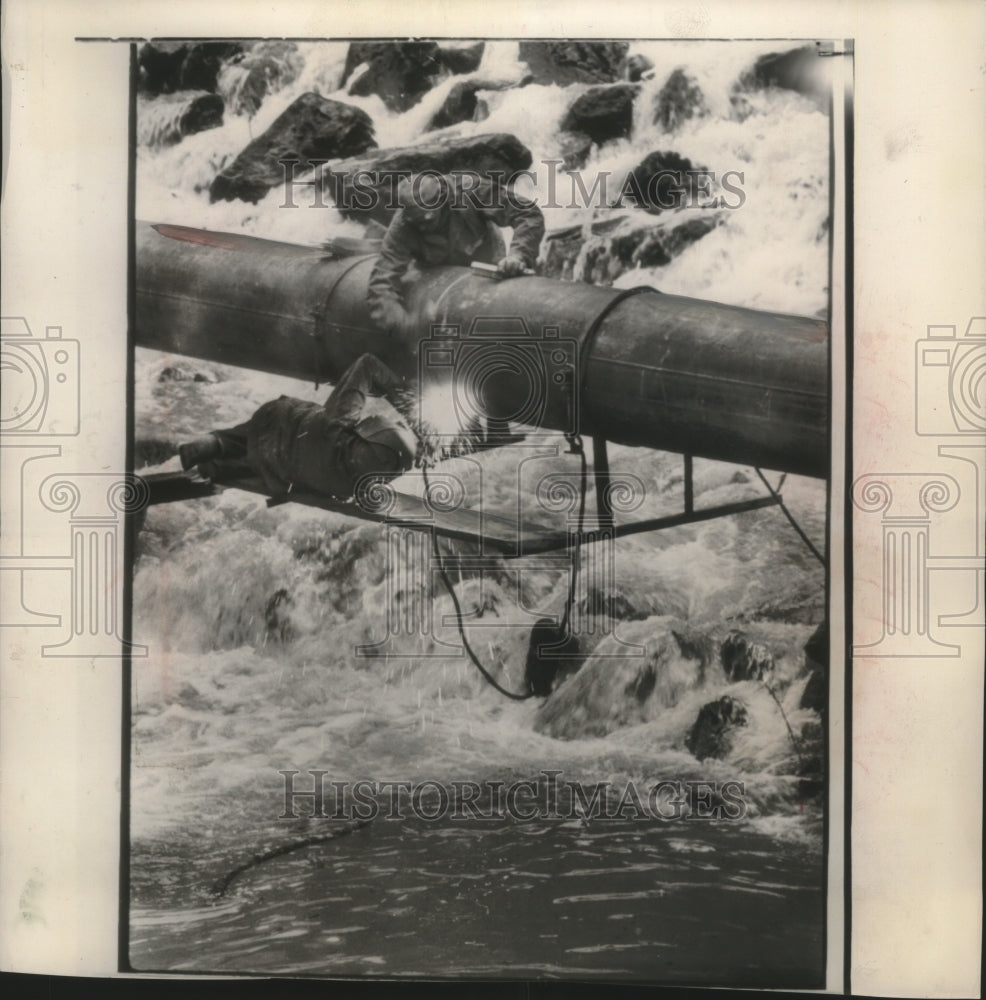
(495, 254, 528, 278)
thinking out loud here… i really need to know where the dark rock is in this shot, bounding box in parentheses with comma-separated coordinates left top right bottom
(524, 618, 587, 696)
(343, 41, 445, 113)
(425, 80, 484, 131)
(721, 630, 775, 682)
(610, 214, 721, 269)
(264, 588, 295, 644)
(137, 92, 225, 148)
(425, 78, 522, 131)
(518, 41, 629, 86)
(541, 212, 721, 286)
(179, 42, 245, 93)
(800, 670, 826, 715)
(218, 41, 304, 118)
(623, 150, 704, 213)
(438, 41, 485, 75)
(561, 84, 639, 145)
(341, 42, 389, 84)
(804, 619, 827, 669)
(622, 53, 655, 82)
(800, 620, 828, 712)
(686, 695, 748, 761)
(210, 93, 376, 205)
(653, 68, 708, 132)
(323, 132, 533, 225)
(138, 41, 243, 96)
(156, 362, 220, 383)
(534, 620, 717, 739)
(473, 97, 491, 124)
(138, 42, 189, 95)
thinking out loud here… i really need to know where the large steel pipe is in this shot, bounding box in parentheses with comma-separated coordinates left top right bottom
(136, 222, 829, 478)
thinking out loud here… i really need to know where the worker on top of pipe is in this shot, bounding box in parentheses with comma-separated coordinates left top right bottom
(177, 353, 418, 501)
(367, 172, 546, 336)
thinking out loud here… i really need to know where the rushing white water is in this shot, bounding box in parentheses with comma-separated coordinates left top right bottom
(132, 40, 830, 978)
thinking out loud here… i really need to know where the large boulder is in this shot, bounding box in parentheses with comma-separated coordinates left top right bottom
(518, 41, 629, 86)
(581, 214, 722, 285)
(210, 93, 376, 204)
(560, 84, 639, 145)
(541, 212, 721, 285)
(138, 41, 244, 96)
(138, 41, 186, 94)
(653, 68, 708, 132)
(217, 41, 304, 118)
(686, 695, 748, 761)
(534, 619, 717, 739)
(322, 132, 533, 225)
(179, 42, 246, 93)
(720, 630, 775, 682)
(524, 618, 590, 697)
(612, 214, 721, 267)
(137, 91, 225, 148)
(623, 150, 705, 213)
(342, 41, 446, 112)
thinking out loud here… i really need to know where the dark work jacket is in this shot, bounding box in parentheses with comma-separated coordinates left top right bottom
(247, 396, 403, 500)
(367, 175, 546, 327)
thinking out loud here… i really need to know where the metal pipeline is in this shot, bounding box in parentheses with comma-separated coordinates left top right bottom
(136, 221, 829, 478)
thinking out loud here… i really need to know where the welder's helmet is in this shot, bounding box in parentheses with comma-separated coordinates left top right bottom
(354, 398, 418, 472)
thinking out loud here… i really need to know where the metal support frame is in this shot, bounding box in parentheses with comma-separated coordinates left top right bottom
(592, 436, 613, 525)
(142, 446, 785, 559)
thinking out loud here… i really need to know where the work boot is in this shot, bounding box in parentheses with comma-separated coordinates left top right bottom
(178, 434, 221, 471)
